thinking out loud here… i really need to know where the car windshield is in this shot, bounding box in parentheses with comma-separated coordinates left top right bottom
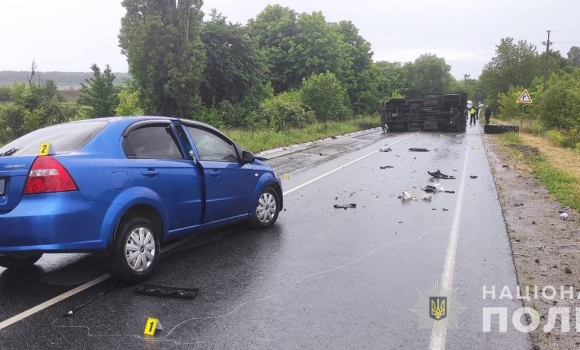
(0, 120, 108, 156)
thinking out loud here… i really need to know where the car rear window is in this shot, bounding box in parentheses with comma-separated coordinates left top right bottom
(0, 120, 108, 156)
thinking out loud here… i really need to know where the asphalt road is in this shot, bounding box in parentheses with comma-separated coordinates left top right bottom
(0, 124, 533, 349)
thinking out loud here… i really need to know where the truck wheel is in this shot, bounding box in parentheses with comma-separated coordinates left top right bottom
(0, 253, 43, 269)
(107, 216, 160, 283)
(249, 186, 280, 229)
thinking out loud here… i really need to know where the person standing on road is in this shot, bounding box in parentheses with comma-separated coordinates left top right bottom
(470, 106, 477, 126)
(484, 105, 492, 125)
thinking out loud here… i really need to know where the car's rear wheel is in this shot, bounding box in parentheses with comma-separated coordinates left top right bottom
(107, 216, 160, 283)
(250, 186, 280, 229)
(0, 253, 43, 269)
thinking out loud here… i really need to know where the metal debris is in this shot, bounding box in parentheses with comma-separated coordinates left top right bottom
(135, 283, 199, 299)
(380, 165, 394, 169)
(334, 203, 357, 210)
(398, 191, 418, 200)
(428, 170, 456, 179)
(380, 147, 392, 152)
(470, 175, 478, 179)
(409, 148, 430, 152)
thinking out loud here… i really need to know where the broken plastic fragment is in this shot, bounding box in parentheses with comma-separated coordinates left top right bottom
(422, 193, 432, 201)
(380, 147, 392, 152)
(560, 212, 569, 220)
(428, 170, 456, 179)
(470, 175, 478, 179)
(398, 191, 418, 200)
(409, 147, 430, 152)
(334, 203, 356, 210)
(380, 165, 394, 169)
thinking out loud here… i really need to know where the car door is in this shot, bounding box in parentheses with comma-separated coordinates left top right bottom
(123, 122, 203, 234)
(183, 125, 256, 224)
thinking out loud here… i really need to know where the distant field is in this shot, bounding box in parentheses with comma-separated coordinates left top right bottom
(0, 71, 130, 87)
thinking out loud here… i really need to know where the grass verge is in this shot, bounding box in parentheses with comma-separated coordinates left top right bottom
(224, 115, 378, 153)
(496, 132, 580, 211)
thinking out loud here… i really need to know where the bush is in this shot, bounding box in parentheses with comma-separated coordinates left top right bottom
(300, 71, 351, 122)
(538, 72, 580, 130)
(258, 92, 315, 131)
(546, 129, 564, 145)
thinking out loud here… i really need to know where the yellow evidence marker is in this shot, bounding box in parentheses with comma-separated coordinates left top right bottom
(143, 317, 163, 336)
(283, 173, 290, 180)
(38, 142, 55, 156)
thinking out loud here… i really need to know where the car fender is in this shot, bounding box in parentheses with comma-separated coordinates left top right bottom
(249, 173, 283, 214)
(99, 187, 170, 245)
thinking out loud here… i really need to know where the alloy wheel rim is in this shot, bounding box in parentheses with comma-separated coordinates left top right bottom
(125, 227, 156, 272)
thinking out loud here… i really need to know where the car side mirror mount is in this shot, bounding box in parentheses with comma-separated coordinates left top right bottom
(189, 150, 197, 164)
(241, 150, 255, 163)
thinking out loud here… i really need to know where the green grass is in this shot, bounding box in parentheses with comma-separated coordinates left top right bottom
(499, 133, 580, 211)
(224, 115, 378, 153)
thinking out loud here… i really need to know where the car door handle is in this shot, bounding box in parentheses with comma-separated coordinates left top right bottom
(209, 170, 220, 178)
(142, 170, 159, 177)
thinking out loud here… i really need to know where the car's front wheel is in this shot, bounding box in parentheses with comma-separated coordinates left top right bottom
(0, 253, 43, 269)
(107, 216, 160, 283)
(249, 186, 280, 229)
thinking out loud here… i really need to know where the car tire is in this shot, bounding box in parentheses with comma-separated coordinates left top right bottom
(249, 186, 280, 229)
(107, 216, 160, 283)
(0, 253, 43, 269)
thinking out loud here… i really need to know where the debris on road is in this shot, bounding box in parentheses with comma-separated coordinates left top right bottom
(334, 203, 357, 210)
(565, 267, 572, 274)
(422, 194, 432, 201)
(409, 147, 430, 152)
(398, 191, 418, 200)
(380, 147, 392, 152)
(444, 191, 455, 194)
(502, 165, 510, 168)
(470, 175, 478, 179)
(442, 208, 449, 211)
(560, 212, 569, 220)
(135, 283, 199, 299)
(380, 165, 394, 169)
(428, 170, 456, 179)
(64, 285, 117, 317)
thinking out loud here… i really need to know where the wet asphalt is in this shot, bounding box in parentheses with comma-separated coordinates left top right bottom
(0, 124, 534, 349)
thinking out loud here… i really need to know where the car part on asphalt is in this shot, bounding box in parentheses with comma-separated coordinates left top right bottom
(64, 285, 117, 317)
(428, 170, 456, 179)
(470, 175, 478, 179)
(333, 203, 357, 209)
(444, 191, 455, 194)
(398, 191, 418, 200)
(484, 124, 520, 134)
(422, 194, 432, 201)
(409, 148, 430, 152)
(135, 283, 199, 299)
(380, 165, 394, 169)
(379, 147, 392, 152)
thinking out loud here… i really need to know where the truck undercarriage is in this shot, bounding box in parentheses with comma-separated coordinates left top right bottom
(380, 92, 468, 132)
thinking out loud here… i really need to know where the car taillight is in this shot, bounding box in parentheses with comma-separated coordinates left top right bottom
(23, 157, 78, 194)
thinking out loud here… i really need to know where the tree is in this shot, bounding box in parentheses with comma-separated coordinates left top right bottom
(247, 5, 298, 93)
(200, 10, 267, 109)
(119, 0, 206, 118)
(375, 61, 409, 100)
(78, 64, 119, 118)
(116, 81, 144, 116)
(568, 46, 580, 68)
(404, 54, 454, 94)
(300, 71, 351, 122)
(479, 38, 540, 99)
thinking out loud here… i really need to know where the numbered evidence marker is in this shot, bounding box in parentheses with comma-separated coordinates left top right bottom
(143, 317, 163, 336)
(283, 173, 290, 180)
(38, 142, 55, 156)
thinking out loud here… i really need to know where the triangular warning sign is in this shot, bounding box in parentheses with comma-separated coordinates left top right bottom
(516, 89, 533, 104)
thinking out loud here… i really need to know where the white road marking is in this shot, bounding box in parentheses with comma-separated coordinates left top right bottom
(283, 132, 418, 196)
(429, 137, 471, 350)
(0, 131, 418, 330)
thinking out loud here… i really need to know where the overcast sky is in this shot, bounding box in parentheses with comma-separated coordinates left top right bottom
(1, 0, 579, 79)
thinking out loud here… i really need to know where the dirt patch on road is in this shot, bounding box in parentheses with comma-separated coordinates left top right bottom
(484, 135, 580, 350)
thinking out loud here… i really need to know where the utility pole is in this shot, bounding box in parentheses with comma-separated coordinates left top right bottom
(542, 30, 552, 91)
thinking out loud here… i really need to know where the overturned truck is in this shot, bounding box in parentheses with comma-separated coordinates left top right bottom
(380, 92, 468, 132)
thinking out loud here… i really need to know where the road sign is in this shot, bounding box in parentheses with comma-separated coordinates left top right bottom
(516, 89, 533, 104)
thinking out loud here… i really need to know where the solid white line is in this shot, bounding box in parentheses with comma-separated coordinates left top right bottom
(283, 132, 418, 196)
(429, 138, 471, 350)
(0, 274, 110, 330)
(0, 131, 418, 330)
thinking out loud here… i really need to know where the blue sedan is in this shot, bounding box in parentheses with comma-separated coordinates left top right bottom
(0, 117, 283, 282)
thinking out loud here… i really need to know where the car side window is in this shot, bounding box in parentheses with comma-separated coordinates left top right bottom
(124, 125, 183, 159)
(186, 126, 238, 162)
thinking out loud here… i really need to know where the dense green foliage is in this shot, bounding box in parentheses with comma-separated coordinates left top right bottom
(2, 3, 580, 151)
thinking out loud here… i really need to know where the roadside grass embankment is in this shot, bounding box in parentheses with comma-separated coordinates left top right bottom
(495, 131, 580, 212)
(225, 115, 378, 153)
